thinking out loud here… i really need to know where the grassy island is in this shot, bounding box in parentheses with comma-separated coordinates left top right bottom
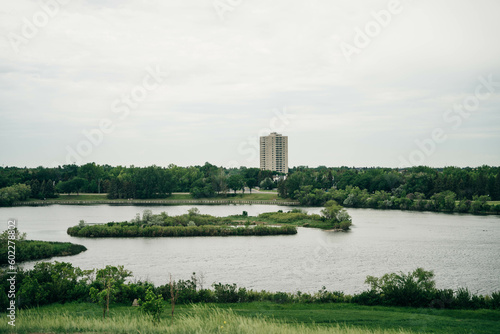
(68, 223, 297, 238)
(0, 229, 86, 265)
(67, 203, 352, 238)
(67, 208, 299, 238)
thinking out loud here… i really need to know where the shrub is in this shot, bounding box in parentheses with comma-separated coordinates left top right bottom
(491, 291, 500, 309)
(139, 287, 164, 323)
(213, 283, 239, 303)
(454, 287, 472, 309)
(351, 290, 381, 306)
(363, 268, 436, 307)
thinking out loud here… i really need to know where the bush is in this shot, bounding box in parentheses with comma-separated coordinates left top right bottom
(454, 287, 472, 309)
(272, 292, 291, 304)
(213, 283, 239, 303)
(491, 291, 500, 309)
(139, 287, 164, 323)
(430, 289, 454, 309)
(363, 268, 436, 307)
(351, 290, 381, 306)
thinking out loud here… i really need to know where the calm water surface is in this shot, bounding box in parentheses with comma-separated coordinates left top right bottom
(0, 204, 499, 294)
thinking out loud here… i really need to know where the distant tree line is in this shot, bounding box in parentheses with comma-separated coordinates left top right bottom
(0, 163, 278, 203)
(277, 165, 500, 213)
(0, 164, 499, 210)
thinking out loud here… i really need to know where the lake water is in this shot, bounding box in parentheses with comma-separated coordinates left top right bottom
(1, 204, 499, 294)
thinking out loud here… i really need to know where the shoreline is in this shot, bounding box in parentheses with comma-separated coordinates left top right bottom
(10, 199, 499, 216)
(13, 199, 300, 206)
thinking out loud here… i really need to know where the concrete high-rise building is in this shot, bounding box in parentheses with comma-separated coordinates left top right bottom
(260, 132, 288, 174)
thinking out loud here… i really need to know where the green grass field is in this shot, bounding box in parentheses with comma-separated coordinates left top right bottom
(222, 302, 500, 333)
(229, 215, 332, 229)
(2, 302, 498, 334)
(26, 192, 288, 203)
(26, 193, 109, 202)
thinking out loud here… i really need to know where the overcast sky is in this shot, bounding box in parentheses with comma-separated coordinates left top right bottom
(1, 0, 499, 169)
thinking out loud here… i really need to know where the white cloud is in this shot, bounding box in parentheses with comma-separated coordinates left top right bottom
(1, 0, 499, 167)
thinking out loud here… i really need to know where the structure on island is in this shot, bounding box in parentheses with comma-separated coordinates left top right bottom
(260, 132, 288, 174)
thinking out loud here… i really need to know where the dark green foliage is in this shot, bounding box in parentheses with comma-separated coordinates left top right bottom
(56, 177, 88, 195)
(139, 287, 164, 323)
(0, 232, 86, 264)
(351, 290, 382, 306)
(68, 223, 297, 237)
(285, 166, 500, 211)
(2, 164, 499, 207)
(227, 174, 245, 194)
(0, 262, 140, 310)
(0, 183, 31, 206)
(258, 211, 312, 224)
(356, 268, 500, 310)
(260, 177, 275, 190)
(255, 208, 350, 230)
(320, 200, 352, 230)
(67, 210, 298, 237)
(364, 268, 436, 307)
(2, 264, 499, 312)
(213, 283, 240, 303)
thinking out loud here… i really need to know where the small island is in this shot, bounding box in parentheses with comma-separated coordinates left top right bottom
(67, 202, 352, 238)
(0, 229, 87, 265)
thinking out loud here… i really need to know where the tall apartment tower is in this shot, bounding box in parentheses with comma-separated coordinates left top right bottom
(260, 132, 288, 174)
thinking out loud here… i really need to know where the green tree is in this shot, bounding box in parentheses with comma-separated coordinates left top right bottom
(260, 177, 275, 190)
(0, 184, 31, 206)
(139, 287, 164, 323)
(19, 276, 49, 306)
(321, 201, 352, 230)
(430, 191, 456, 212)
(30, 179, 41, 199)
(90, 278, 115, 319)
(89, 265, 131, 319)
(56, 180, 72, 195)
(56, 178, 87, 195)
(70, 177, 87, 195)
(44, 179, 56, 198)
(492, 172, 500, 200)
(211, 169, 228, 195)
(227, 174, 245, 194)
(242, 167, 260, 193)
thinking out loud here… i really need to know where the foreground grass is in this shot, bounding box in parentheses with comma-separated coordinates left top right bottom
(2, 302, 499, 334)
(222, 302, 500, 334)
(1, 303, 412, 334)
